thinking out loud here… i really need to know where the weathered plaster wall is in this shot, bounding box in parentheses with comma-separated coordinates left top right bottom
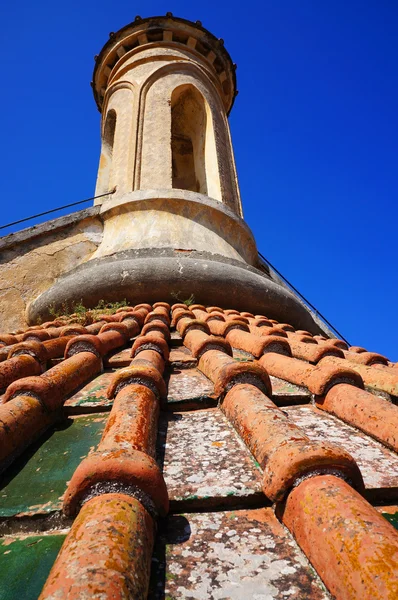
(0, 208, 103, 332)
(93, 190, 258, 264)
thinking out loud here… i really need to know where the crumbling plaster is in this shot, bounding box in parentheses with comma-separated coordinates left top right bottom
(0, 211, 103, 332)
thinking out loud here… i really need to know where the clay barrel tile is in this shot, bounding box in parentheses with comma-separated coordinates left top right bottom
(263, 438, 364, 501)
(3, 352, 102, 411)
(98, 329, 129, 355)
(286, 332, 317, 344)
(349, 345, 367, 353)
(317, 383, 398, 452)
(259, 353, 315, 388)
(171, 303, 188, 311)
(115, 305, 135, 312)
(226, 329, 291, 358)
(305, 362, 364, 396)
(0, 355, 42, 393)
(145, 310, 170, 327)
(222, 383, 308, 467)
(63, 449, 169, 517)
(100, 384, 159, 458)
(141, 320, 171, 340)
(191, 308, 209, 320)
(288, 338, 344, 364)
(116, 315, 140, 337)
(171, 308, 193, 327)
(131, 334, 170, 362)
(58, 325, 88, 337)
(189, 304, 206, 311)
(248, 317, 274, 327)
(134, 303, 153, 313)
(250, 325, 288, 339)
(275, 323, 295, 332)
(295, 329, 313, 337)
(43, 336, 74, 359)
(100, 322, 130, 339)
(199, 350, 272, 397)
(39, 493, 155, 599)
(221, 382, 364, 500)
(107, 364, 167, 401)
(22, 329, 51, 343)
(208, 319, 249, 337)
(0, 394, 55, 474)
(344, 350, 389, 366)
(119, 311, 145, 331)
(259, 353, 363, 395)
(153, 302, 171, 311)
(65, 334, 104, 358)
(278, 475, 398, 599)
(8, 340, 48, 367)
(86, 321, 106, 334)
(184, 330, 232, 358)
(0, 335, 18, 347)
(206, 306, 224, 313)
(177, 317, 210, 338)
(203, 312, 225, 323)
(316, 337, 348, 350)
(132, 350, 165, 374)
(320, 355, 398, 396)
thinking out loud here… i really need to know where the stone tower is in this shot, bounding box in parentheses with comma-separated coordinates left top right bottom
(28, 15, 321, 334)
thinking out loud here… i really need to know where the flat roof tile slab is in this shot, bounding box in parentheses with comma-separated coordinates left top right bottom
(157, 409, 263, 509)
(270, 375, 311, 405)
(149, 509, 329, 599)
(0, 414, 108, 517)
(166, 368, 215, 409)
(64, 371, 114, 412)
(232, 348, 254, 361)
(286, 405, 398, 497)
(105, 348, 132, 368)
(0, 533, 66, 600)
(170, 330, 183, 346)
(169, 347, 198, 368)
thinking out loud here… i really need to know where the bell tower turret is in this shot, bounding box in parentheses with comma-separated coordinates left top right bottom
(28, 15, 321, 333)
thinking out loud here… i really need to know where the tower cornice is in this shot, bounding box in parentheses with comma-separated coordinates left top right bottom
(92, 14, 237, 114)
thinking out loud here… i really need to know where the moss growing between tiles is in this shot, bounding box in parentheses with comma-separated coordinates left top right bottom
(383, 512, 398, 530)
(47, 298, 128, 325)
(0, 534, 65, 600)
(0, 414, 108, 517)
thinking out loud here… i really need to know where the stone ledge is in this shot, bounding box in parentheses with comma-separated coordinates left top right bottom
(27, 252, 324, 333)
(0, 206, 101, 252)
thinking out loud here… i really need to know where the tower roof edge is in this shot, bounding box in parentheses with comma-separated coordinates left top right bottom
(92, 14, 237, 114)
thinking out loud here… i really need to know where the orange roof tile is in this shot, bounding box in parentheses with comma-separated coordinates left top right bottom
(0, 302, 397, 598)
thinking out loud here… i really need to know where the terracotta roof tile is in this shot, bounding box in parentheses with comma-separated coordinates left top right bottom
(317, 383, 398, 452)
(320, 355, 398, 396)
(0, 301, 398, 598)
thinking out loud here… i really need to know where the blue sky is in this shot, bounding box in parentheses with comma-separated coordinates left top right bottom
(1, 1, 397, 360)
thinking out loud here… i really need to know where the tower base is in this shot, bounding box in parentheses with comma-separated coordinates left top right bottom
(27, 249, 323, 334)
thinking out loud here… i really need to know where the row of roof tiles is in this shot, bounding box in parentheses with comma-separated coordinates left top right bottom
(0, 302, 397, 598)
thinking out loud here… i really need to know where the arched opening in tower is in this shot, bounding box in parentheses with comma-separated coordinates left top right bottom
(171, 85, 207, 194)
(98, 109, 116, 194)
